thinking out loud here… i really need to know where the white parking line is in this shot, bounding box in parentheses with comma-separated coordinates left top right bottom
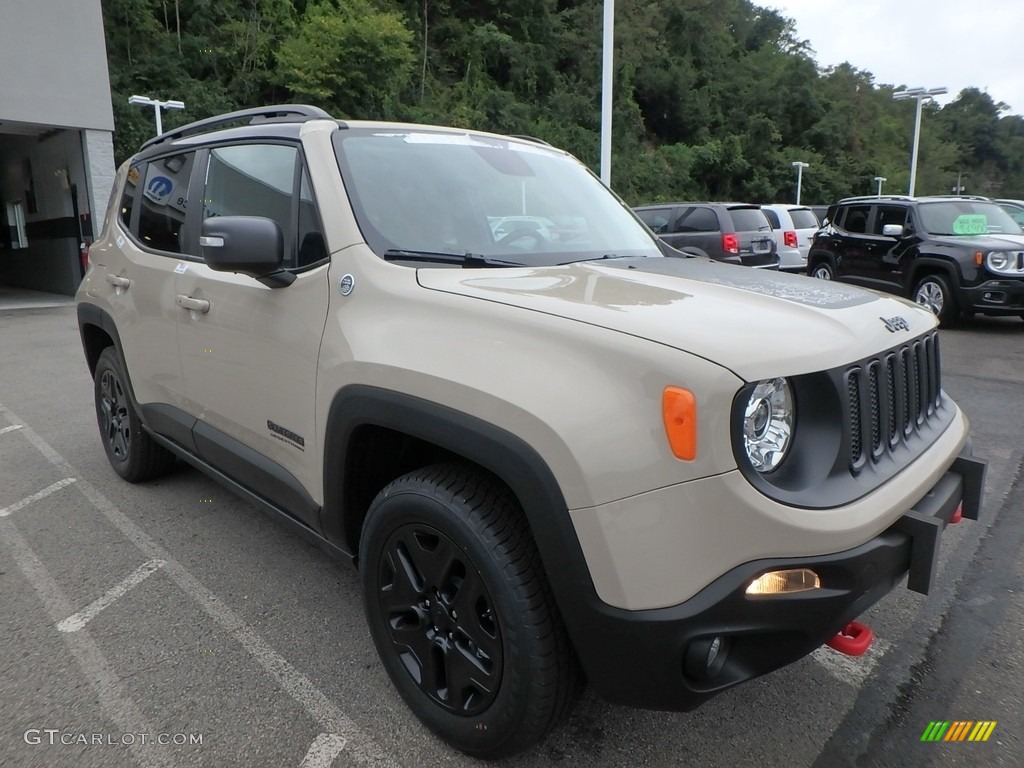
(811, 637, 893, 687)
(0, 518, 174, 768)
(0, 477, 76, 517)
(0, 424, 24, 434)
(57, 559, 166, 633)
(0, 402, 396, 767)
(299, 733, 348, 768)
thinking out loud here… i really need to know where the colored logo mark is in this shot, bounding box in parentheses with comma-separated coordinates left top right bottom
(921, 721, 996, 742)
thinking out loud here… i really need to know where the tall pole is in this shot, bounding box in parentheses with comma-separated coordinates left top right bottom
(599, 0, 614, 186)
(874, 176, 886, 197)
(893, 86, 947, 197)
(128, 95, 186, 136)
(792, 161, 808, 205)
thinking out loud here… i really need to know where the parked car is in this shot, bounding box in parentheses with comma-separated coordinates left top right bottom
(76, 107, 983, 758)
(632, 202, 779, 268)
(809, 205, 829, 225)
(760, 204, 821, 273)
(995, 199, 1024, 227)
(808, 195, 1024, 324)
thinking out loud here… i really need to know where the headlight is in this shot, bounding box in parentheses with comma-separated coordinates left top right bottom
(987, 251, 1010, 271)
(742, 378, 794, 472)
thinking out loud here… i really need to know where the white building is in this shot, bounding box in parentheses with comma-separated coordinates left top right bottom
(0, 0, 115, 295)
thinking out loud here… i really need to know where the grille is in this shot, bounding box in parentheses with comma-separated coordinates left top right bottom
(845, 332, 941, 470)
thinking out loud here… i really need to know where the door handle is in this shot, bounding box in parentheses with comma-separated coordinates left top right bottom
(105, 274, 131, 288)
(176, 295, 211, 313)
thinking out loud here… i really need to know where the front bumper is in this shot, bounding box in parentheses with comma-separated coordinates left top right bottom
(568, 450, 985, 711)
(961, 278, 1024, 315)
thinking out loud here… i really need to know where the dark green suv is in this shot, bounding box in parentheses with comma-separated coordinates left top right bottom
(809, 196, 1024, 324)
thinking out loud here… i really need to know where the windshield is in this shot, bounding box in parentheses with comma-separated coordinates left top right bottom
(917, 201, 1024, 236)
(332, 129, 660, 266)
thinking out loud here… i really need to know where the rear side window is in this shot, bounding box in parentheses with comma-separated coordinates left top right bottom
(728, 208, 771, 233)
(762, 209, 781, 228)
(674, 206, 718, 233)
(137, 152, 195, 253)
(789, 209, 820, 229)
(118, 164, 141, 232)
(635, 208, 671, 234)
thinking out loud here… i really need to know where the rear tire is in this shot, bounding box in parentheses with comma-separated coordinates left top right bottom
(810, 260, 835, 280)
(359, 463, 581, 758)
(93, 347, 176, 482)
(912, 274, 958, 326)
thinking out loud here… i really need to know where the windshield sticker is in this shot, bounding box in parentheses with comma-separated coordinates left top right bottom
(952, 214, 988, 235)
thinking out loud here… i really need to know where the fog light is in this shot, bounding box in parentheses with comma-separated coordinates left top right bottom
(745, 568, 821, 596)
(684, 635, 730, 680)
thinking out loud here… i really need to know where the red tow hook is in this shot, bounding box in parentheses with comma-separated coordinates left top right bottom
(826, 621, 874, 656)
(950, 503, 963, 524)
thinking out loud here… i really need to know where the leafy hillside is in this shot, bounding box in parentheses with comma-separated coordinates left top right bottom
(102, 0, 1024, 204)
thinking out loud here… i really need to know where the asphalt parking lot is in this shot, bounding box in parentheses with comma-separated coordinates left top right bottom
(1, 301, 1022, 768)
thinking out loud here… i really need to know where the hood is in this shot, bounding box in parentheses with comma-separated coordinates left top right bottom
(417, 256, 937, 380)
(930, 233, 1024, 249)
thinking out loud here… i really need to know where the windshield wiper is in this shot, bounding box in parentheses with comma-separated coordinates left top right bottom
(383, 249, 524, 267)
(556, 253, 641, 265)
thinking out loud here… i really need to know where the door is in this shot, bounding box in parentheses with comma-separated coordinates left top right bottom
(175, 143, 331, 525)
(106, 153, 197, 415)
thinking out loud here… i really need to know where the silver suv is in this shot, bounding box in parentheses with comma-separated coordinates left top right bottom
(76, 105, 985, 758)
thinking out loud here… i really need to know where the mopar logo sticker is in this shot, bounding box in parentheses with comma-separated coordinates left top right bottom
(267, 420, 305, 450)
(881, 315, 910, 333)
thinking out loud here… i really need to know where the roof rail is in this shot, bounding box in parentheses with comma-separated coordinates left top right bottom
(509, 134, 553, 147)
(918, 194, 992, 201)
(838, 194, 915, 203)
(140, 104, 333, 151)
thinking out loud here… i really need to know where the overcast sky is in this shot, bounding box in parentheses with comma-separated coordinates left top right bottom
(764, 0, 1024, 116)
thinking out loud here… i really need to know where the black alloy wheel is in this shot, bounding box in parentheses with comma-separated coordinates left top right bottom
(93, 347, 175, 482)
(360, 463, 581, 758)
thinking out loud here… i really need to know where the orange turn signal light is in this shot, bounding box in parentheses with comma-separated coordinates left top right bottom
(662, 386, 697, 460)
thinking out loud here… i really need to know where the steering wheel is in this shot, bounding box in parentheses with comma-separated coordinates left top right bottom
(496, 228, 544, 247)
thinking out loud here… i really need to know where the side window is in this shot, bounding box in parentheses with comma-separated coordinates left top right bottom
(296, 168, 328, 267)
(762, 209, 781, 229)
(137, 152, 194, 253)
(636, 209, 671, 234)
(874, 206, 908, 234)
(674, 206, 718, 233)
(203, 144, 299, 265)
(118, 163, 142, 232)
(840, 204, 871, 234)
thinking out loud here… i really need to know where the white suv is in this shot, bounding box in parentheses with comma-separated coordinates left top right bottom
(761, 204, 821, 273)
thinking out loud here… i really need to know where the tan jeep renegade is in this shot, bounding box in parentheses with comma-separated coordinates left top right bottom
(76, 105, 986, 758)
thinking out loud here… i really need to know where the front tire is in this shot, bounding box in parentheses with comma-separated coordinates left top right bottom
(913, 274, 958, 325)
(359, 464, 580, 758)
(93, 347, 175, 482)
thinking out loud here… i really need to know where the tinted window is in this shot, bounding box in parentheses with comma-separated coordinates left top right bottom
(203, 144, 299, 264)
(762, 209, 781, 228)
(297, 167, 328, 267)
(840, 205, 871, 234)
(789, 208, 819, 229)
(137, 153, 194, 253)
(674, 206, 718, 233)
(636, 208, 671, 234)
(728, 208, 771, 233)
(874, 206, 908, 234)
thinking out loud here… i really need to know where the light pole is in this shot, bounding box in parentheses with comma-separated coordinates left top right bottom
(599, 0, 614, 186)
(792, 161, 808, 205)
(874, 176, 887, 197)
(128, 95, 185, 136)
(892, 86, 947, 197)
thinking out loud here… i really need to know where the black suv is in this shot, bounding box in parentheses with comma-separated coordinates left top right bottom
(633, 202, 779, 268)
(809, 196, 1024, 324)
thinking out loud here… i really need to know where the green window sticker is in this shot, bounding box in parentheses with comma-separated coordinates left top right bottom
(952, 214, 988, 235)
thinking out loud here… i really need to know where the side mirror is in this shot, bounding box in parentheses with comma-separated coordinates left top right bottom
(200, 216, 294, 287)
(881, 224, 904, 238)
